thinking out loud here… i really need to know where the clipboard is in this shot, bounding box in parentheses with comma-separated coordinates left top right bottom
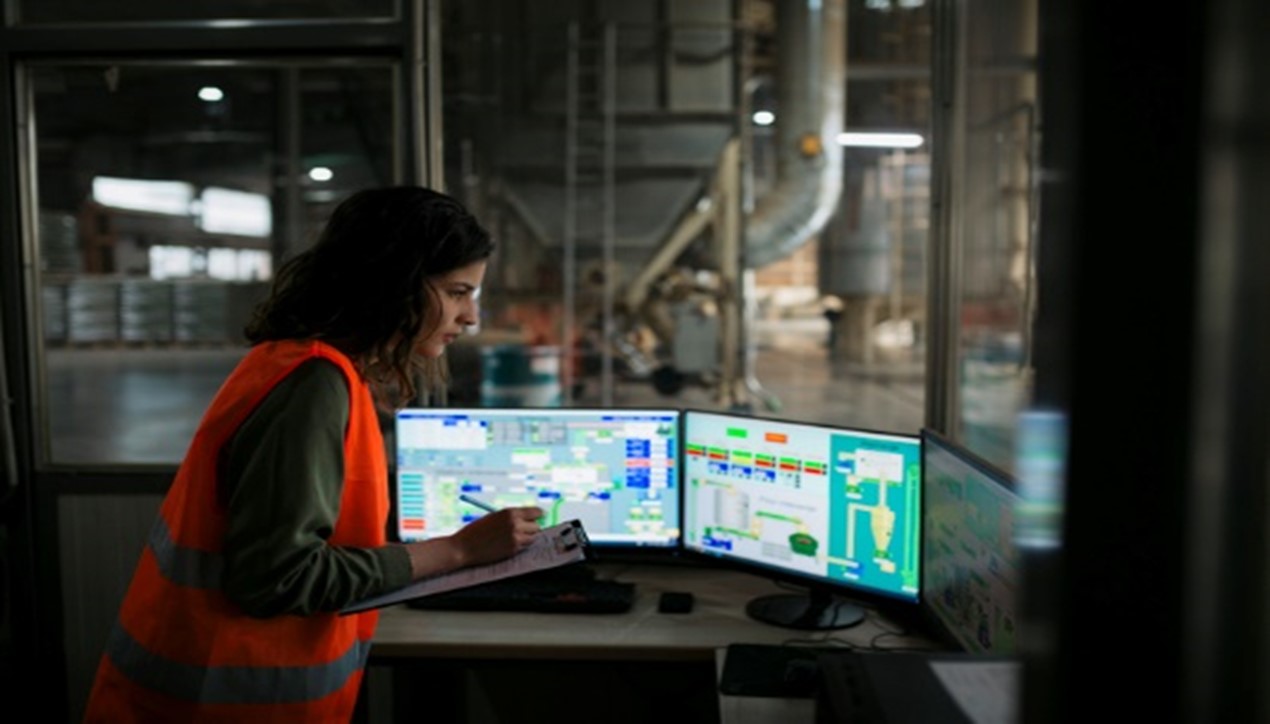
(341, 519, 592, 615)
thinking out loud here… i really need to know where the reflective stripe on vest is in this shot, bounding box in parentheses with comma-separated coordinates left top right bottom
(147, 515, 221, 589)
(102, 622, 371, 704)
(84, 341, 384, 720)
(106, 518, 372, 704)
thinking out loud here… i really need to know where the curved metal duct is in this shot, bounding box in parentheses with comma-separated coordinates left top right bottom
(745, 0, 846, 269)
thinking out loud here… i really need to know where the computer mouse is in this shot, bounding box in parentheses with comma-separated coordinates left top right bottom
(658, 591, 694, 614)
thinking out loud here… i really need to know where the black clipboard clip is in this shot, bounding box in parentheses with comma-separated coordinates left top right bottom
(554, 519, 592, 558)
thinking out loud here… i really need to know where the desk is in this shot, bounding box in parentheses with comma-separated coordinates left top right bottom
(364, 562, 937, 724)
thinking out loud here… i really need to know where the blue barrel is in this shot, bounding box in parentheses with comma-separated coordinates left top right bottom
(480, 344, 563, 407)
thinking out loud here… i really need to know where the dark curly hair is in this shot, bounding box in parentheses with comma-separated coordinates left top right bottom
(244, 186, 494, 406)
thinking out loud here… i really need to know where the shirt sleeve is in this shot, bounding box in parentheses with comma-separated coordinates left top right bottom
(219, 357, 412, 617)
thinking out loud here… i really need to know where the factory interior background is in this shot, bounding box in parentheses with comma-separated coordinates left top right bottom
(0, 1, 1265, 722)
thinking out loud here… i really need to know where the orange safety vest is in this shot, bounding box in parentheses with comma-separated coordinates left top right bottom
(83, 340, 389, 723)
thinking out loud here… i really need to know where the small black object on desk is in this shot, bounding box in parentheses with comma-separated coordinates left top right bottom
(658, 591, 694, 614)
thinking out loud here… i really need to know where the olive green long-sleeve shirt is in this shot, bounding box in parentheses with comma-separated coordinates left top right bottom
(217, 358, 412, 617)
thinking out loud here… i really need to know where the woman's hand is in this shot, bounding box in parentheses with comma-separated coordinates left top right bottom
(401, 506, 544, 579)
(451, 506, 544, 567)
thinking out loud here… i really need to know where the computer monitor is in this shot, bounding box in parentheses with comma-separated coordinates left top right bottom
(393, 407, 682, 550)
(682, 410, 923, 630)
(920, 428, 1021, 654)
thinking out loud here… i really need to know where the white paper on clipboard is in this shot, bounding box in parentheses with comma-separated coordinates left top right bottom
(341, 519, 591, 615)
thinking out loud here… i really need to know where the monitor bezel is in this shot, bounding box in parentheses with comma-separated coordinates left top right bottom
(678, 407, 925, 614)
(390, 405, 686, 553)
(918, 426, 1022, 653)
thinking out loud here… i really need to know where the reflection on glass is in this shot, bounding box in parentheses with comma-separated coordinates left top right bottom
(1014, 409, 1066, 550)
(955, 5, 1038, 472)
(438, 0, 928, 435)
(29, 63, 394, 465)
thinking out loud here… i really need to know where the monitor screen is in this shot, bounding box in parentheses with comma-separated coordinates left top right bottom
(394, 408, 681, 549)
(921, 428, 1021, 654)
(682, 410, 923, 630)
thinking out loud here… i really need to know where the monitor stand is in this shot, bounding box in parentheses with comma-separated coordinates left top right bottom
(745, 590, 865, 631)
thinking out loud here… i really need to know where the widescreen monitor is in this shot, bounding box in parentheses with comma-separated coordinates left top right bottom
(393, 407, 681, 549)
(682, 410, 922, 630)
(921, 428, 1021, 654)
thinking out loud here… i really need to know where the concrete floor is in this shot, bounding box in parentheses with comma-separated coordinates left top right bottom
(42, 318, 926, 465)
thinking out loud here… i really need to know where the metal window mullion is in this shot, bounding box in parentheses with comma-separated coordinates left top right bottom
(278, 68, 302, 265)
(402, 0, 435, 189)
(10, 59, 51, 466)
(600, 21, 616, 407)
(562, 22, 579, 406)
(926, 0, 967, 437)
(422, 0, 444, 190)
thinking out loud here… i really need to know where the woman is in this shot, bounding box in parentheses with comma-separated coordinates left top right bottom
(84, 186, 543, 722)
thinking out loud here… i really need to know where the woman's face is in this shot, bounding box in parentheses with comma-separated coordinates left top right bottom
(413, 259, 488, 359)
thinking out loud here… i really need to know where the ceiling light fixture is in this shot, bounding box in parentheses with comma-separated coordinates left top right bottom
(198, 86, 224, 102)
(308, 167, 334, 182)
(91, 176, 194, 216)
(752, 110, 776, 126)
(836, 132, 924, 149)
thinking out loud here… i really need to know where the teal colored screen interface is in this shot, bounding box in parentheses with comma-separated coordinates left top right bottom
(683, 411, 922, 603)
(921, 430, 1021, 653)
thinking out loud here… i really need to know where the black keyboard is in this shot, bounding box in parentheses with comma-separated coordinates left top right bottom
(406, 576, 637, 614)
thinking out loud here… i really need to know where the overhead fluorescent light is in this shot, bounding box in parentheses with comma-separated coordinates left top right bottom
(751, 110, 776, 126)
(308, 166, 334, 182)
(198, 187, 272, 237)
(837, 132, 924, 149)
(198, 86, 224, 102)
(866, 0, 928, 9)
(92, 176, 194, 216)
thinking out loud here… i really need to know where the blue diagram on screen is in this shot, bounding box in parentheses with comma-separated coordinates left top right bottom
(825, 433, 922, 598)
(396, 409, 680, 547)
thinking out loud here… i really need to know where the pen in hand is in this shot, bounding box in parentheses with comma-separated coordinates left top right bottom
(459, 493, 498, 513)
(462, 494, 547, 529)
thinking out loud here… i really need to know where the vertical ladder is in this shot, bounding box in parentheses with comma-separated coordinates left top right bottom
(564, 20, 617, 406)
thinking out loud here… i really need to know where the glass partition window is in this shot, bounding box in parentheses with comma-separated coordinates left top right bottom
(14, 0, 395, 24)
(27, 62, 396, 465)
(436, 1, 743, 412)
(955, 1, 1038, 472)
(436, 0, 929, 439)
